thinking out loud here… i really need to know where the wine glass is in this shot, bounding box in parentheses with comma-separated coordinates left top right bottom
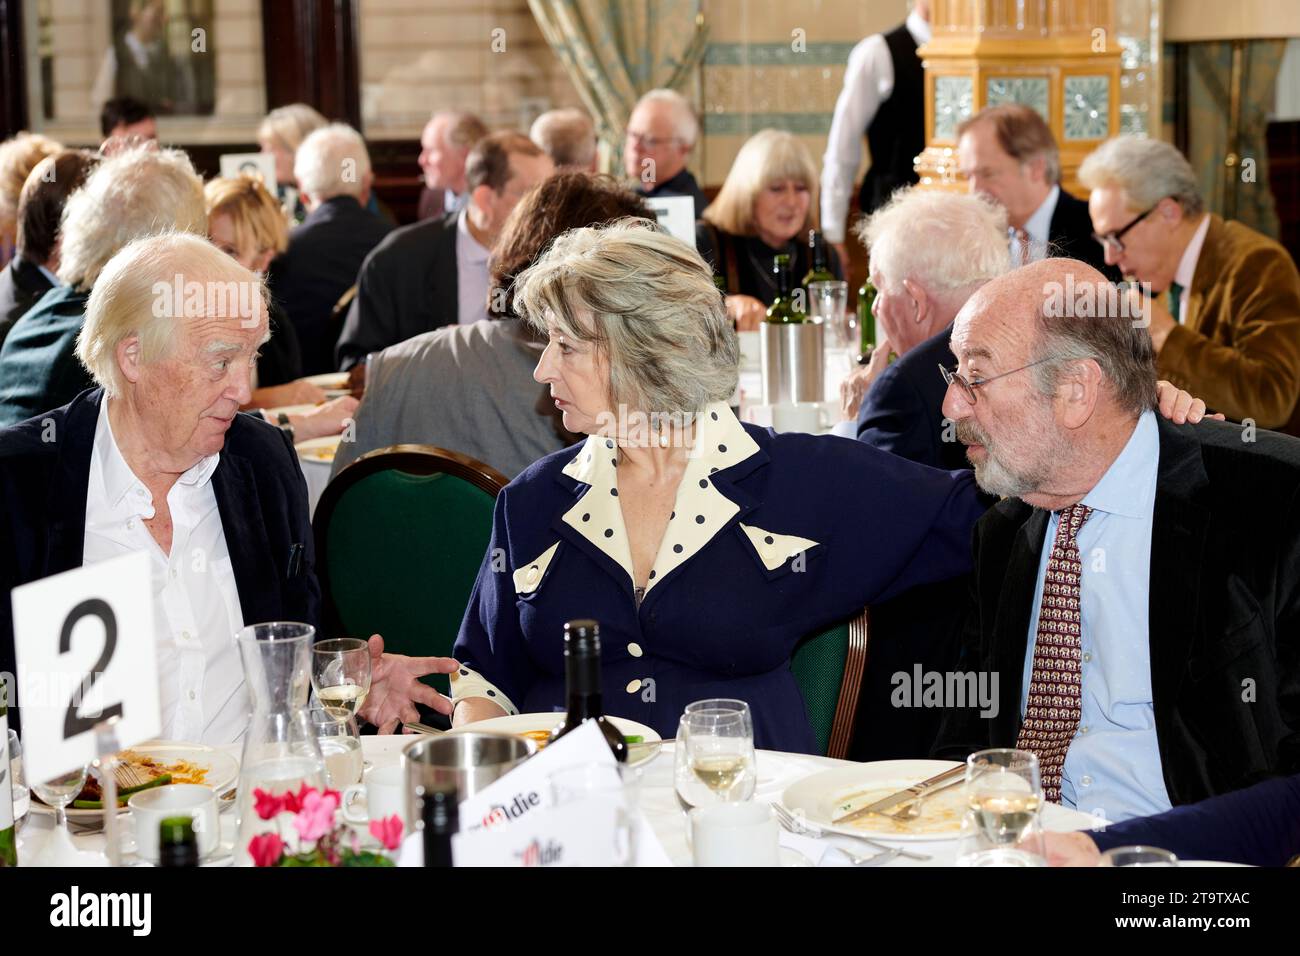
(1100, 846, 1179, 867)
(33, 765, 88, 832)
(548, 763, 637, 866)
(955, 748, 1046, 867)
(311, 638, 372, 724)
(7, 729, 28, 833)
(674, 709, 756, 812)
(309, 706, 363, 789)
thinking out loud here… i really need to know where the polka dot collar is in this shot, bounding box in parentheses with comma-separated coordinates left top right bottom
(559, 401, 761, 596)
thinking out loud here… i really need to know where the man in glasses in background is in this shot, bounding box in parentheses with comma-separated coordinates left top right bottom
(624, 89, 707, 218)
(1080, 136, 1300, 434)
(932, 256, 1300, 824)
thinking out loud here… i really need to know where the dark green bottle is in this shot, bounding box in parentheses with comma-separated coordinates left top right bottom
(802, 230, 835, 288)
(857, 277, 877, 355)
(158, 816, 199, 867)
(421, 787, 457, 868)
(765, 254, 802, 324)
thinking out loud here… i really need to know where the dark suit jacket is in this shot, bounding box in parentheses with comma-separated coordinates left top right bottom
(856, 323, 969, 472)
(0, 284, 93, 428)
(0, 257, 54, 352)
(934, 417, 1300, 808)
(335, 211, 459, 370)
(0, 388, 321, 734)
(267, 195, 392, 375)
(641, 168, 708, 220)
(1048, 187, 1118, 280)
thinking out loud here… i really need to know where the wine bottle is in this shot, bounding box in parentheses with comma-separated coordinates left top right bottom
(765, 254, 802, 325)
(549, 620, 628, 762)
(0, 687, 15, 867)
(802, 229, 835, 288)
(158, 816, 199, 867)
(857, 277, 877, 356)
(421, 786, 457, 868)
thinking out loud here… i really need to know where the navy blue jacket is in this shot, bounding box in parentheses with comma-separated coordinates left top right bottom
(0, 284, 93, 428)
(1091, 773, 1300, 867)
(453, 402, 985, 753)
(0, 388, 320, 733)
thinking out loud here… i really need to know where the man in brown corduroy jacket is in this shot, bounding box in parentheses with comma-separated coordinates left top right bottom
(1080, 136, 1300, 433)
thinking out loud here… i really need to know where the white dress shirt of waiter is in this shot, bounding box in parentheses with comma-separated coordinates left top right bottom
(71, 232, 459, 742)
(819, 0, 931, 253)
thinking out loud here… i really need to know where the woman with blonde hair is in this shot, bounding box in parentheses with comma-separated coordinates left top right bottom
(699, 129, 843, 330)
(0, 132, 62, 267)
(257, 103, 327, 221)
(204, 173, 357, 436)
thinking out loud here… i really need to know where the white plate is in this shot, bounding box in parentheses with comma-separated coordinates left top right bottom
(303, 372, 349, 389)
(448, 712, 661, 766)
(30, 741, 239, 822)
(1177, 860, 1253, 867)
(265, 404, 320, 418)
(781, 759, 968, 842)
(296, 435, 342, 463)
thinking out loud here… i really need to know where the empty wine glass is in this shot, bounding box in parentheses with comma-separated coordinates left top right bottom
(674, 709, 756, 812)
(311, 638, 372, 724)
(33, 765, 88, 831)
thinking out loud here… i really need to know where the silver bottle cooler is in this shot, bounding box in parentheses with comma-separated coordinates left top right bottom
(760, 320, 824, 405)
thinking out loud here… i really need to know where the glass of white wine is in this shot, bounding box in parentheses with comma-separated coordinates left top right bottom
(309, 706, 363, 789)
(312, 638, 371, 724)
(955, 748, 1046, 867)
(674, 709, 756, 812)
(32, 765, 88, 832)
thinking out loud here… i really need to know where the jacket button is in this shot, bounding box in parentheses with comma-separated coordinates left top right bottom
(625, 679, 642, 694)
(627, 643, 643, 658)
(525, 565, 539, 585)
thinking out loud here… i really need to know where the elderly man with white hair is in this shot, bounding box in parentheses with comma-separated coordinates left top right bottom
(0, 232, 459, 741)
(623, 88, 706, 217)
(267, 122, 391, 374)
(529, 108, 597, 171)
(0, 145, 205, 427)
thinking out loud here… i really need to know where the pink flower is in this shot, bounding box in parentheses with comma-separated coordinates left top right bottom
(248, 832, 285, 867)
(368, 813, 404, 851)
(292, 788, 340, 843)
(253, 788, 286, 820)
(282, 783, 315, 815)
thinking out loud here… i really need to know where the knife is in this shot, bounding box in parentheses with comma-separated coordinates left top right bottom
(834, 765, 966, 824)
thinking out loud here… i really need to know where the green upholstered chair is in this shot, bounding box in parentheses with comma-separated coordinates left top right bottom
(312, 444, 509, 696)
(790, 608, 870, 758)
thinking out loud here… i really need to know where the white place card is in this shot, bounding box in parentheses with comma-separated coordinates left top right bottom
(644, 195, 697, 248)
(12, 553, 160, 782)
(219, 151, 278, 191)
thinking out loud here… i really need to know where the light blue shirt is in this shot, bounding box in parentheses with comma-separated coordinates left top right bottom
(1022, 410, 1172, 823)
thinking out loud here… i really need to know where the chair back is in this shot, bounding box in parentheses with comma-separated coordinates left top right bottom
(790, 608, 870, 758)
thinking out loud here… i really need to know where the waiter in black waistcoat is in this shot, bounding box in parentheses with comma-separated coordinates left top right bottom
(820, 1, 930, 265)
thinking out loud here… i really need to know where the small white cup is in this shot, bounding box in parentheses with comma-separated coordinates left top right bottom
(690, 802, 780, 867)
(129, 784, 219, 863)
(771, 402, 822, 434)
(342, 764, 406, 826)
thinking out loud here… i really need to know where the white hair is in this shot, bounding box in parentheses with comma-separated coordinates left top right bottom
(530, 108, 597, 168)
(76, 232, 265, 399)
(856, 187, 1009, 302)
(1078, 136, 1205, 216)
(57, 146, 206, 290)
(293, 123, 372, 201)
(633, 88, 698, 147)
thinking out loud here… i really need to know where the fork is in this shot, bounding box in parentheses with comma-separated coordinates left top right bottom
(771, 803, 930, 862)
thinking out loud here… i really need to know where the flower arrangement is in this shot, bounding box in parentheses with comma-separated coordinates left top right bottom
(247, 784, 403, 867)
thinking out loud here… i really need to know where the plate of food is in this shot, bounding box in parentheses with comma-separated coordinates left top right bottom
(296, 435, 342, 463)
(303, 372, 350, 390)
(448, 713, 662, 766)
(781, 759, 968, 842)
(30, 741, 239, 821)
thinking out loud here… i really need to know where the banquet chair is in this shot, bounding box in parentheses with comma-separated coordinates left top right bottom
(790, 608, 870, 759)
(312, 444, 509, 696)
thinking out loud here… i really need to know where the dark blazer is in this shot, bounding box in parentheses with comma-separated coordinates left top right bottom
(0, 388, 321, 734)
(934, 417, 1300, 807)
(641, 168, 708, 220)
(1049, 188, 1119, 280)
(856, 323, 969, 472)
(267, 195, 392, 375)
(0, 284, 93, 428)
(256, 299, 305, 390)
(335, 211, 459, 371)
(1091, 773, 1300, 867)
(0, 257, 54, 351)
(455, 407, 986, 754)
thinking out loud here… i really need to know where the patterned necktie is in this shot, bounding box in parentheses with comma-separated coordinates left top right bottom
(1016, 503, 1092, 803)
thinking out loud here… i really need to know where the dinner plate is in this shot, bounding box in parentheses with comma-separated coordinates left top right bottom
(1177, 860, 1252, 867)
(296, 435, 342, 463)
(30, 741, 239, 822)
(448, 712, 661, 767)
(303, 372, 349, 390)
(781, 759, 967, 842)
(265, 404, 319, 418)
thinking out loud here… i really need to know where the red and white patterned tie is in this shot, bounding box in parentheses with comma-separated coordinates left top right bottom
(1015, 503, 1092, 803)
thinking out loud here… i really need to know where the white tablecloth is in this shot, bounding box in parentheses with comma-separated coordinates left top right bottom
(301, 456, 332, 518)
(17, 736, 1099, 867)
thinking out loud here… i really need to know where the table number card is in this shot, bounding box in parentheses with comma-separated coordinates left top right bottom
(12, 552, 160, 782)
(644, 195, 697, 248)
(218, 152, 278, 191)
